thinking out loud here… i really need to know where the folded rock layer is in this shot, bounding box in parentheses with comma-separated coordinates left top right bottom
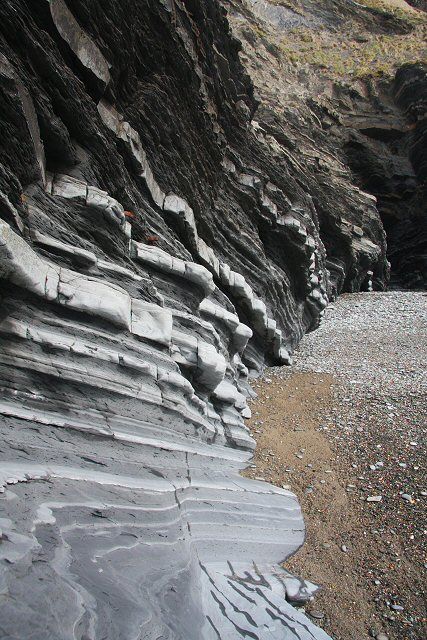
(0, 1, 392, 638)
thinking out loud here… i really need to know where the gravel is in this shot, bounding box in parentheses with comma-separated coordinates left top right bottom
(256, 291, 426, 640)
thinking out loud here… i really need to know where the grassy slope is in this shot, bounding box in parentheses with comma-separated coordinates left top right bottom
(250, 0, 426, 80)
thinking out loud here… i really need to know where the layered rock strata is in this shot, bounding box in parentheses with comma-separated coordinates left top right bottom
(340, 63, 427, 289)
(0, 1, 391, 638)
(225, 0, 426, 289)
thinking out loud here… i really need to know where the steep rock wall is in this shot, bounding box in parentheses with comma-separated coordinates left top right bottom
(391, 63, 427, 287)
(341, 63, 427, 289)
(225, 0, 426, 290)
(0, 1, 390, 638)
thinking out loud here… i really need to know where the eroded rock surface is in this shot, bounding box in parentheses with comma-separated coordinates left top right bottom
(0, 0, 412, 638)
(225, 0, 426, 290)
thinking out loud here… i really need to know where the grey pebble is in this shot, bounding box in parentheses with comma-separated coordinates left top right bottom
(308, 610, 325, 620)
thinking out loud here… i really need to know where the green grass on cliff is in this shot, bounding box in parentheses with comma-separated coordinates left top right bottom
(356, 0, 426, 27)
(269, 0, 424, 27)
(278, 24, 427, 79)
(244, 0, 426, 81)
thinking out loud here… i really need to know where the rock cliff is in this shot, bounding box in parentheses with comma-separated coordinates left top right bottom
(0, 1, 423, 639)
(225, 0, 426, 289)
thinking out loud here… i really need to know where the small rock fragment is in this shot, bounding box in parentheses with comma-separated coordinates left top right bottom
(308, 610, 325, 620)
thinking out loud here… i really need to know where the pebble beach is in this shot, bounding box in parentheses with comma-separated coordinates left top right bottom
(245, 292, 427, 640)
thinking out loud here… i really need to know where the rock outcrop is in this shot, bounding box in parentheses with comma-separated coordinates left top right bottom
(225, 0, 426, 290)
(338, 62, 427, 289)
(0, 1, 417, 638)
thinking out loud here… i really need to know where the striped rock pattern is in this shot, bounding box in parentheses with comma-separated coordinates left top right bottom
(0, 1, 389, 638)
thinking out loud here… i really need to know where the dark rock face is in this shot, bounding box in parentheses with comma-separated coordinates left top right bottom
(225, 0, 426, 291)
(342, 64, 427, 290)
(392, 63, 427, 287)
(0, 1, 392, 639)
(406, 1, 427, 10)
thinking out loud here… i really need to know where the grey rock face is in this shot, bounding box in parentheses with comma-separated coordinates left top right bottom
(0, 1, 390, 638)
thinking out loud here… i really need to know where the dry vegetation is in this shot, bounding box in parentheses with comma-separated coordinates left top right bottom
(251, 0, 426, 80)
(356, 0, 424, 22)
(279, 26, 426, 79)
